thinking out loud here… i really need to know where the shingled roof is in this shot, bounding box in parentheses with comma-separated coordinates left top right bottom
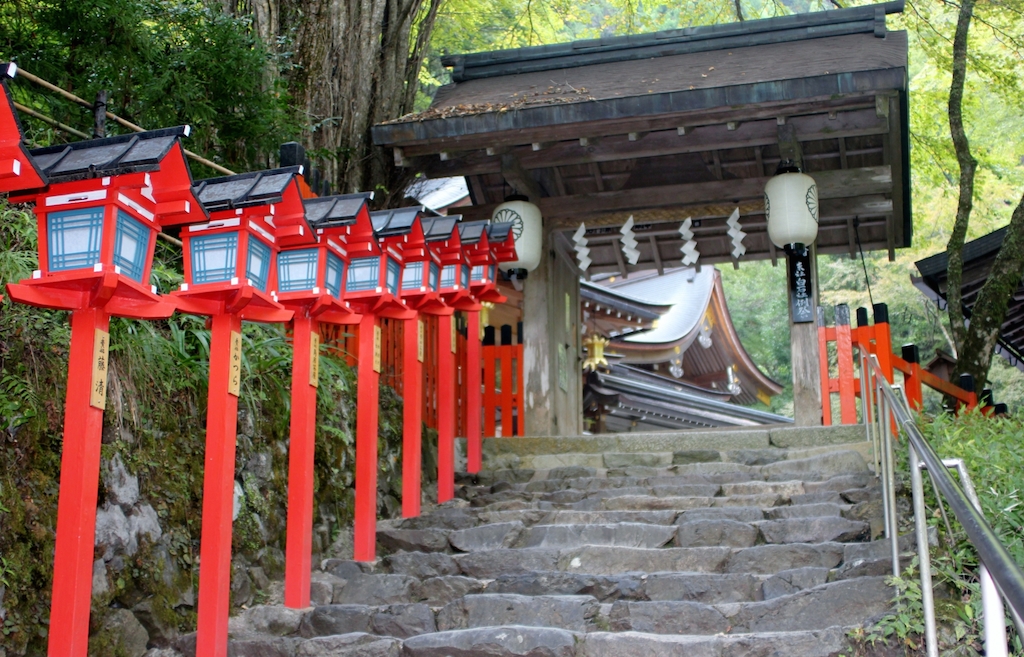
(30, 126, 191, 183)
(192, 166, 304, 211)
(304, 192, 373, 229)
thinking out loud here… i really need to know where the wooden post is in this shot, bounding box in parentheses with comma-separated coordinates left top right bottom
(195, 312, 243, 657)
(402, 317, 423, 518)
(354, 313, 380, 562)
(835, 305, 857, 424)
(817, 307, 832, 426)
(465, 310, 482, 472)
(789, 246, 822, 426)
(902, 344, 923, 412)
(47, 307, 110, 657)
(283, 315, 319, 608)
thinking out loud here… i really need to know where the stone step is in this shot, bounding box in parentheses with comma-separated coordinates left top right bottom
(437, 593, 600, 633)
(608, 577, 891, 635)
(403, 625, 579, 657)
(517, 523, 678, 549)
(579, 627, 853, 657)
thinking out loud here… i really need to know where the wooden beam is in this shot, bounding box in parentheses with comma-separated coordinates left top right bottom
(500, 153, 544, 201)
(590, 162, 605, 192)
(420, 109, 888, 177)
(777, 122, 803, 169)
(552, 166, 567, 196)
(649, 235, 664, 275)
(838, 137, 849, 169)
(459, 166, 891, 222)
(711, 151, 723, 180)
(612, 236, 628, 279)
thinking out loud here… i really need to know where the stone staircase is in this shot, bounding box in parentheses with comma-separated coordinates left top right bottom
(164, 425, 901, 657)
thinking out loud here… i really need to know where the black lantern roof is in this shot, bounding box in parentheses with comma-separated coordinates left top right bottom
(487, 222, 513, 242)
(370, 206, 423, 237)
(304, 192, 373, 229)
(457, 219, 489, 244)
(422, 215, 459, 242)
(192, 166, 303, 211)
(30, 126, 191, 183)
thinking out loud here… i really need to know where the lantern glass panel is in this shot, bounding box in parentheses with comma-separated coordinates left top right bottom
(277, 248, 319, 292)
(440, 264, 457, 289)
(113, 210, 150, 283)
(47, 206, 104, 272)
(471, 265, 485, 282)
(461, 265, 470, 289)
(489, 265, 495, 281)
(347, 257, 379, 292)
(385, 257, 401, 296)
(429, 262, 440, 291)
(402, 261, 424, 290)
(246, 237, 272, 292)
(190, 232, 238, 284)
(325, 253, 344, 298)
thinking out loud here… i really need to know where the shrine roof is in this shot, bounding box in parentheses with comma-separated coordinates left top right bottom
(422, 215, 459, 242)
(192, 166, 303, 211)
(487, 222, 514, 242)
(457, 220, 489, 244)
(30, 126, 191, 183)
(304, 192, 373, 228)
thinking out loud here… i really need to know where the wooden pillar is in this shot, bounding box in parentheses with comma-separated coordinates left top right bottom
(465, 310, 482, 472)
(523, 230, 582, 436)
(353, 313, 379, 562)
(401, 317, 423, 518)
(436, 314, 455, 503)
(790, 245, 822, 426)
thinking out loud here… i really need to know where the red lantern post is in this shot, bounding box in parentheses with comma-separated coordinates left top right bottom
(276, 192, 370, 608)
(168, 167, 309, 657)
(5, 126, 202, 657)
(461, 221, 517, 472)
(398, 214, 458, 517)
(344, 207, 419, 561)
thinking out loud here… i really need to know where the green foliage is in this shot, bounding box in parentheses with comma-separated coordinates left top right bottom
(0, 0, 299, 176)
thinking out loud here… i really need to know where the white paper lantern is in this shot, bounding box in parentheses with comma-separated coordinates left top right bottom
(764, 171, 818, 248)
(492, 195, 542, 272)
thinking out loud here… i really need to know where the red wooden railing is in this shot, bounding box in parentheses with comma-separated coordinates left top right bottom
(481, 324, 524, 437)
(817, 303, 996, 425)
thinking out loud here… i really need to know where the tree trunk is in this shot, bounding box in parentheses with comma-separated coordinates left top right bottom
(223, 0, 444, 204)
(944, 0, 1024, 388)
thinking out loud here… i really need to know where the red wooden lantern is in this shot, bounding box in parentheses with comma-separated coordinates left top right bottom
(169, 167, 309, 657)
(277, 192, 371, 609)
(343, 206, 420, 562)
(5, 125, 203, 657)
(0, 63, 46, 193)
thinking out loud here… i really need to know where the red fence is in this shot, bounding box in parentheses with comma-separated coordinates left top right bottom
(481, 324, 524, 437)
(817, 302, 996, 425)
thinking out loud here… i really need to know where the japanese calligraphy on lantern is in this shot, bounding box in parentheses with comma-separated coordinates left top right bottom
(373, 325, 382, 373)
(228, 331, 243, 396)
(451, 324, 457, 354)
(90, 329, 110, 409)
(309, 332, 320, 388)
(417, 319, 425, 363)
(787, 246, 814, 323)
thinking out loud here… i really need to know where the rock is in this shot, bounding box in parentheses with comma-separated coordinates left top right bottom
(309, 571, 344, 606)
(92, 559, 109, 597)
(244, 605, 304, 636)
(377, 528, 450, 554)
(233, 480, 244, 521)
(488, 571, 643, 602)
(579, 632, 722, 657)
(547, 466, 597, 480)
(371, 603, 436, 638)
(232, 561, 253, 607)
(672, 450, 721, 465)
(602, 495, 713, 511)
(142, 650, 182, 657)
(558, 546, 731, 576)
(298, 605, 374, 638)
(726, 577, 892, 633)
(676, 507, 764, 523)
(674, 520, 759, 548)
(257, 546, 286, 579)
(454, 549, 559, 579)
(95, 503, 131, 560)
(760, 450, 868, 478)
(244, 452, 274, 484)
(844, 499, 885, 538)
(133, 598, 180, 647)
(765, 502, 845, 519)
(104, 453, 140, 507)
(296, 633, 401, 657)
(438, 594, 599, 632)
(386, 551, 460, 579)
(756, 517, 870, 544)
(842, 487, 883, 504)
(225, 636, 299, 657)
(521, 523, 676, 549)
(402, 625, 579, 657)
(99, 609, 150, 657)
(603, 453, 664, 468)
(726, 543, 845, 574)
(642, 573, 761, 604)
(420, 576, 485, 605)
(720, 480, 804, 497)
(540, 510, 678, 526)
(127, 503, 163, 556)
(449, 522, 524, 552)
(761, 567, 831, 600)
(724, 449, 787, 466)
(609, 600, 728, 634)
(805, 473, 876, 493)
(322, 559, 370, 581)
(249, 566, 270, 592)
(399, 508, 477, 531)
(333, 574, 421, 605)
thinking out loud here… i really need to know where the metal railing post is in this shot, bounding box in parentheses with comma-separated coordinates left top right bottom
(909, 442, 939, 657)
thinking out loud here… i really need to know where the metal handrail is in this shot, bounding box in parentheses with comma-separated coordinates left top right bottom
(862, 353, 1024, 657)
